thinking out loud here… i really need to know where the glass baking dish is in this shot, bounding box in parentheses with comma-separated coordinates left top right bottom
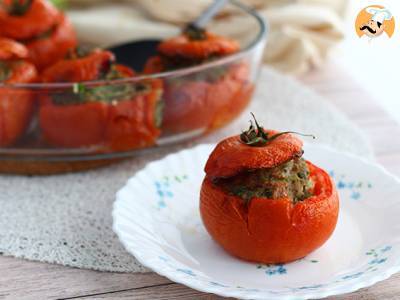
(0, 0, 267, 173)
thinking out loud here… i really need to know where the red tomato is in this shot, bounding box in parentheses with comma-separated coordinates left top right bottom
(158, 31, 240, 60)
(144, 29, 252, 135)
(39, 100, 109, 148)
(200, 160, 339, 264)
(0, 38, 37, 146)
(0, 37, 28, 60)
(205, 131, 304, 178)
(40, 54, 161, 150)
(0, 0, 59, 40)
(41, 49, 115, 83)
(26, 14, 77, 71)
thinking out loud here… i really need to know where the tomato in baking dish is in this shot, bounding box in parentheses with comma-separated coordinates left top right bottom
(144, 27, 253, 134)
(39, 48, 162, 151)
(0, 38, 37, 147)
(0, 0, 77, 70)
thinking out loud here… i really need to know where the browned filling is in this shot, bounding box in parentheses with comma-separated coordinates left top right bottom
(0, 62, 12, 82)
(51, 65, 149, 105)
(213, 157, 314, 203)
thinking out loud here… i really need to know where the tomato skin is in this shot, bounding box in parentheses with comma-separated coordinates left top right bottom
(0, 38, 28, 60)
(0, 0, 59, 40)
(205, 133, 304, 179)
(200, 161, 339, 264)
(143, 56, 164, 74)
(206, 63, 253, 130)
(26, 14, 77, 71)
(41, 49, 115, 83)
(40, 92, 161, 150)
(39, 50, 116, 148)
(39, 58, 161, 151)
(144, 31, 251, 134)
(0, 0, 76, 70)
(158, 32, 240, 59)
(104, 68, 162, 151)
(0, 39, 38, 147)
(161, 80, 212, 134)
(144, 56, 253, 134)
(39, 100, 109, 148)
(5, 60, 37, 84)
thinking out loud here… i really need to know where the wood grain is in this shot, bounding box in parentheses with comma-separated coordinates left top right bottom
(1, 62, 400, 300)
(0, 256, 169, 300)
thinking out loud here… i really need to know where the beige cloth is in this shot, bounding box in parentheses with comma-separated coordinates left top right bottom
(66, 0, 346, 74)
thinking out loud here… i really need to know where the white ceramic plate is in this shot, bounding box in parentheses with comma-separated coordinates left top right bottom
(113, 144, 400, 299)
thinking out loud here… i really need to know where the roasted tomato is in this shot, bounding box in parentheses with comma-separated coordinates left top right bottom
(39, 48, 161, 151)
(144, 27, 252, 134)
(200, 116, 339, 264)
(103, 65, 162, 151)
(0, 37, 28, 60)
(0, 38, 37, 147)
(0, 0, 77, 70)
(25, 14, 77, 71)
(158, 26, 240, 60)
(206, 62, 253, 130)
(0, 0, 59, 40)
(41, 48, 115, 83)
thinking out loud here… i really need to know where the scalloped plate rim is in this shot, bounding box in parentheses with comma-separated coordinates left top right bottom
(112, 143, 400, 300)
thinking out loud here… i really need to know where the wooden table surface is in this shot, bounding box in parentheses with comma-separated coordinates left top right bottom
(1, 62, 400, 300)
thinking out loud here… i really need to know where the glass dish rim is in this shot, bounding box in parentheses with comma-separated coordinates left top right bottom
(0, 0, 268, 90)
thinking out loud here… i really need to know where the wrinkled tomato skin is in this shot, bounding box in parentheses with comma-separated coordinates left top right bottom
(39, 49, 115, 148)
(0, 38, 28, 60)
(158, 32, 240, 59)
(0, 0, 59, 40)
(41, 49, 115, 83)
(26, 14, 77, 71)
(205, 132, 303, 179)
(0, 61, 38, 147)
(200, 161, 339, 264)
(104, 73, 162, 151)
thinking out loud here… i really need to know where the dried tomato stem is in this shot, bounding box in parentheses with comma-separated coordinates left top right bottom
(184, 24, 207, 40)
(267, 131, 316, 143)
(240, 113, 315, 146)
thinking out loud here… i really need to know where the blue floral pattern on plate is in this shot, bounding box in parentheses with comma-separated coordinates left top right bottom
(330, 170, 372, 200)
(114, 144, 400, 300)
(154, 174, 188, 209)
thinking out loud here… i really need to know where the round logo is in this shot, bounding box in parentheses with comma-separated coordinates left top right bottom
(355, 5, 395, 39)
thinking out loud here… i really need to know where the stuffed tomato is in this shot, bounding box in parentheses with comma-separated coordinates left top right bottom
(0, 0, 77, 70)
(39, 48, 162, 151)
(0, 38, 37, 147)
(144, 27, 253, 134)
(200, 115, 339, 264)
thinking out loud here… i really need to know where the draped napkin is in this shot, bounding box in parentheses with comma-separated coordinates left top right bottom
(66, 0, 346, 74)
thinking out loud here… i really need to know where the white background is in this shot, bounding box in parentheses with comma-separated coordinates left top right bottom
(336, 0, 400, 122)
